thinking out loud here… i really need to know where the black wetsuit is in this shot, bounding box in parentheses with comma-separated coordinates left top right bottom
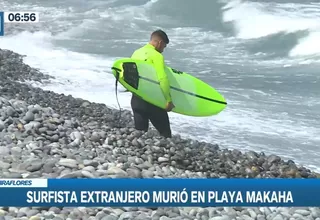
(131, 94, 172, 138)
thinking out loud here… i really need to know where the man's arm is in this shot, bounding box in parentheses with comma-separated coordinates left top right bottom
(153, 53, 172, 103)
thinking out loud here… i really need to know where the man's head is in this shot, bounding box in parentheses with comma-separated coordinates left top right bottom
(149, 29, 169, 53)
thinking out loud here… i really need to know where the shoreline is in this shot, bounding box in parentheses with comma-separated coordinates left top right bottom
(0, 47, 319, 219)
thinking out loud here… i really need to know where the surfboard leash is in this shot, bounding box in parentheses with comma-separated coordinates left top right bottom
(113, 67, 122, 128)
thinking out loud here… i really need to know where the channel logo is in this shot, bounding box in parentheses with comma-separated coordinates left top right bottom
(0, 12, 3, 36)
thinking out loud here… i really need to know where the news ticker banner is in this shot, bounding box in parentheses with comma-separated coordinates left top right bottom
(0, 12, 40, 36)
(0, 178, 320, 207)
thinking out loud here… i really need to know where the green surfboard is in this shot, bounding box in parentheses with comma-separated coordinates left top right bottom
(111, 58, 227, 117)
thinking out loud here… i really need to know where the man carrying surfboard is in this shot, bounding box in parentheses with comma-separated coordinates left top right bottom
(130, 30, 175, 138)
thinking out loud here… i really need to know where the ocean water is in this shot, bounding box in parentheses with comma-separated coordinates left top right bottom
(0, 0, 319, 171)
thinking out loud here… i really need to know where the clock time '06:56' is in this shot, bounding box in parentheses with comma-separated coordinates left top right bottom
(4, 12, 39, 23)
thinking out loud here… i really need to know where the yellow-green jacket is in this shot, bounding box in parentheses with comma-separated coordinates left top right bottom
(131, 44, 172, 102)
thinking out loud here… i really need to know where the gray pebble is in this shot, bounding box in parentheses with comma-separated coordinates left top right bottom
(29, 217, 42, 220)
(209, 216, 231, 220)
(126, 168, 141, 178)
(158, 157, 169, 163)
(82, 166, 96, 172)
(224, 207, 237, 218)
(4, 172, 22, 178)
(101, 215, 118, 220)
(242, 215, 254, 220)
(5, 106, 15, 117)
(0, 209, 6, 216)
(70, 131, 82, 141)
(91, 132, 100, 142)
(11, 146, 22, 154)
(48, 207, 61, 214)
(51, 134, 60, 142)
(0, 120, 5, 131)
(294, 209, 311, 216)
(59, 171, 82, 178)
(119, 212, 136, 220)
(81, 170, 96, 178)
(83, 160, 99, 167)
(272, 214, 284, 220)
(292, 213, 304, 219)
(262, 208, 272, 215)
(107, 167, 127, 176)
(25, 209, 40, 217)
(257, 214, 266, 220)
(0, 146, 10, 155)
(23, 111, 35, 122)
(248, 209, 257, 219)
(310, 208, 320, 218)
(52, 217, 64, 220)
(57, 158, 78, 168)
(280, 211, 293, 218)
(135, 213, 151, 220)
(0, 161, 11, 169)
(189, 209, 197, 216)
(159, 217, 171, 220)
(27, 162, 43, 172)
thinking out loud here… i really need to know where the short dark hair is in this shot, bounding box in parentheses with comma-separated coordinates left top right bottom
(151, 29, 169, 44)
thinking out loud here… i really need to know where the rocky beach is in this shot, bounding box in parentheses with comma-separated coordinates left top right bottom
(0, 48, 319, 220)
